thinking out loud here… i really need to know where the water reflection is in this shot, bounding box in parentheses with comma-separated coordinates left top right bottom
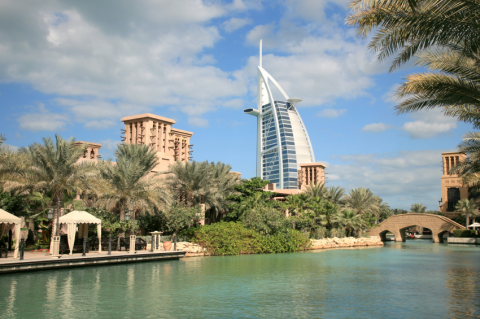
(4, 279, 16, 318)
(446, 264, 480, 317)
(60, 272, 73, 318)
(1, 241, 480, 318)
(44, 275, 58, 316)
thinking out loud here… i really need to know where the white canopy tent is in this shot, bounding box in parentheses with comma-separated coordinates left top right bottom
(468, 222, 480, 228)
(58, 211, 102, 255)
(0, 209, 21, 259)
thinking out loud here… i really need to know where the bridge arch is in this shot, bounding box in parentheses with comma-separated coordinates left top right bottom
(369, 213, 465, 243)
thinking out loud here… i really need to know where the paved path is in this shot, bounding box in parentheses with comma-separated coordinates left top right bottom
(0, 250, 178, 264)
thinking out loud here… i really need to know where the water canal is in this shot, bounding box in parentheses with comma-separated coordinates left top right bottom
(1, 241, 480, 318)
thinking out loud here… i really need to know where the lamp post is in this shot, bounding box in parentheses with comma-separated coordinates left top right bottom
(47, 206, 54, 220)
(56, 200, 62, 236)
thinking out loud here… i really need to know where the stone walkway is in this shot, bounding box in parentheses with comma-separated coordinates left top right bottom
(0, 250, 173, 264)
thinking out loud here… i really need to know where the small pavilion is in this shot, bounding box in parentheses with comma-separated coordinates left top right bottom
(0, 209, 21, 259)
(59, 211, 102, 255)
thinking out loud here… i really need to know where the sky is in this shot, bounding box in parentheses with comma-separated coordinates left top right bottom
(0, 0, 472, 210)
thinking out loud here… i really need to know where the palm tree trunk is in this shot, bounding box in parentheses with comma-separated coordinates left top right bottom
(466, 213, 470, 228)
(49, 194, 61, 254)
(119, 203, 126, 238)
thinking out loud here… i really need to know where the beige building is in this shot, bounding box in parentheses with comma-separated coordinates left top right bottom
(75, 141, 102, 163)
(264, 162, 327, 199)
(440, 151, 468, 218)
(74, 113, 194, 174)
(120, 113, 193, 173)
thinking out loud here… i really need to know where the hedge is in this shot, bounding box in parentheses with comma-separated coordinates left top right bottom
(453, 229, 477, 238)
(192, 222, 311, 256)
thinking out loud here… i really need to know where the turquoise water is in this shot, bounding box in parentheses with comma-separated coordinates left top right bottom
(1, 241, 480, 318)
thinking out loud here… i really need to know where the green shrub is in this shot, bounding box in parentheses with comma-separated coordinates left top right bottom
(453, 229, 476, 237)
(192, 222, 310, 256)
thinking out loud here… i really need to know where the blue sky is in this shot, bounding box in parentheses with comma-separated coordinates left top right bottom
(0, 0, 471, 210)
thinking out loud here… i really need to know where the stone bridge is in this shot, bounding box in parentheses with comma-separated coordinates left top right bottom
(369, 213, 465, 243)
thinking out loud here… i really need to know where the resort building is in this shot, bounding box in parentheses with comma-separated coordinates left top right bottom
(74, 113, 194, 174)
(440, 151, 468, 218)
(75, 141, 102, 163)
(244, 40, 316, 190)
(120, 113, 193, 173)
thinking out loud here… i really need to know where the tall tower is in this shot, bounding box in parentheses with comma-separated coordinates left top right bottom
(243, 40, 315, 189)
(120, 113, 193, 172)
(440, 151, 468, 217)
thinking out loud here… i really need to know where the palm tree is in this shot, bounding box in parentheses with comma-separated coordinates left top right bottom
(164, 161, 210, 206)
(284, 194, 312, 229)
(331, 209, 365, 237)
(307, 196, 339, 230)
(325, 186, 345, 205)
(451, 132, 480, 187)
(97, 144, 170, 237)
(343, 187, 379, 216)
(304, 183, 326, 198)
(1, 135, 99, 250)
(455, 199, 480, 227)
(410, 203, 427, 214)
(371, 198, 390, 223)
(394, 44, 480, 123)
(202, 162, 239, 222)
(0, 140, 27, 183)
(347, 0, 480, 72)
(235, 192, 267, 219)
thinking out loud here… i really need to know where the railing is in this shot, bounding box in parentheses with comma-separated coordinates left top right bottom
(136, 235, 188, 244)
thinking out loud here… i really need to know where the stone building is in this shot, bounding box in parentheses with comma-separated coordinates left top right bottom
(440, 151, 468, 218)
(75, 141, 102, 163)
(120, 113, 193, 173)
(264, 162, 327, 199)
(74, 113, 194, 174)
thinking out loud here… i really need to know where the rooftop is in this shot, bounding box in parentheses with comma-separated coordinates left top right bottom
(120, 113, 176, 124)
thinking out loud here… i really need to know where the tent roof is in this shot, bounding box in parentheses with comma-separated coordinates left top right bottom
(59, 211, 101, 224)
(0, 209, 21, 224)
(468, 222, 480, 228)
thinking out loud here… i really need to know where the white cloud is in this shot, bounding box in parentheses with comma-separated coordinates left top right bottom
(180, 104, 215, 117)
(188, 117, 209, 127)
(402, 121, 457, 139)
(401, 109, 458, 139)
(316, 108, 346, 118)
(382, 84, 401, 103)
(362, 122, 393, 133)
(99, 139, 120, 150)
(84, 120, 117, 130)
(223, 99, 245, 109)
(17, 105, 69, 132)
(243, 21, 379, 107)
(284, 0, 350, 23)
(325, 149, 455, 210)
(0, 1, 248, 123)
(223, 17, 252, 33)
(96, 139, 120, 160)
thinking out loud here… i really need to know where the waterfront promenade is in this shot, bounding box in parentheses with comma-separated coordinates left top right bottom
(0, 250, 185, 274)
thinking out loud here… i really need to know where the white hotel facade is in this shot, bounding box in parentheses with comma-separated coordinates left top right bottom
(244, 40, 316, 189)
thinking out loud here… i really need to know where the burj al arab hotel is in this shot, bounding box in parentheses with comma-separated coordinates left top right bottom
(244, 40, 316, 189)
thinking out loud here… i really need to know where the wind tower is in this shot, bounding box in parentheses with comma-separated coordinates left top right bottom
(440, 151, 468, 217)
(120, 113, 193, 173)
(243, 40, 315, 189)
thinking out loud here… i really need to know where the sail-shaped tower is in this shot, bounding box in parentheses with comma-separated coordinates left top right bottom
(244, 40, 315, 189)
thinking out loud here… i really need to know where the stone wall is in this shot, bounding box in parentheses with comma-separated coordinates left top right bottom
(309, 237, 383, 250)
